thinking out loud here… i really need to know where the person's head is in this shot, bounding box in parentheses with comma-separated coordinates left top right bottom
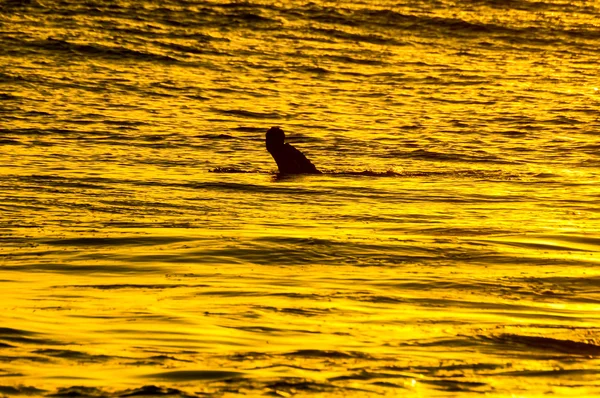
(266, 126, 285, 151)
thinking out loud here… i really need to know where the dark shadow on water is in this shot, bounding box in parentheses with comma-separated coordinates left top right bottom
(0, 386, 47, 396)
(142, 370, 244, 381)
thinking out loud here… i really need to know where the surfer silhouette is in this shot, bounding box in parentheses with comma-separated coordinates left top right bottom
(266, 127, 321, 174)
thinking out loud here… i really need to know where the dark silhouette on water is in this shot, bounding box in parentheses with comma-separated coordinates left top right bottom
(266, 127, 321, 174)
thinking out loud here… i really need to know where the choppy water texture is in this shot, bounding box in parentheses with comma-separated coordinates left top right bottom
(1, 0, 600, 396)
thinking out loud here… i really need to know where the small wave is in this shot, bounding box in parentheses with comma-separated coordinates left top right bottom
(231, 126, 267, 132)
(384, 361, 503, 374)
(27, 38, 181, 63)
(325, 54, 387, 66)
(42, 379, 362, 397)
(211, 108, 284, 119)
(0, 0, 41, 10)
(358, 9, 474, 30)
(224, 324, 321, 335)
(4, 262, 166, 275)
(389, 148, 517, 164)
(487, 334, 600, 356)
(297, 5, 358, 27)
(482, 234, 600, 253)
(463, 0, 599, 14)
(33, 349, 115, 363)
(154, 40, 222, 56)
(420, 379, 488, 393)
(40, 236, 196, 247)
(499, 334, 600, 356)
(0, 327, 65, 346)
(349, 8, 597, 43)
(209, 167, 525, 180)
(120, 385, 197, 396)
(46, 385, 189, 398)
(0, 137, 23, 145)
(298, 66, 332, 74)
(208, 167, 403, 176)
(0, 127, 52, 136)
(286, 349, 375, 359)
(209, 167, 258, 173)
(197, 133, 234, 140)
(59, 283, 209, 290)
(254, 305, 333, 318)
(0, 386, 46, 396)
(327, 170, 404, 177)
(332, 368, 488, 392)
(0, 93, 19, 100)
(308, 27, 405, 46)
(142, 370, 243, 381)
(228, 12, 275, 24)
(152, 7, 279, 29)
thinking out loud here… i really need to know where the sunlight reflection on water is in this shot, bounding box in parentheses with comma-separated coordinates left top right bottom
(1, 0, 600, 396)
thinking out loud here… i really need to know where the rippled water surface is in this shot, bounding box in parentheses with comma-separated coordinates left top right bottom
(1, 0, 600, 396)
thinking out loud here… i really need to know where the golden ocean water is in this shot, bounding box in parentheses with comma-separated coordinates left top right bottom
(1, 0, 600, 396)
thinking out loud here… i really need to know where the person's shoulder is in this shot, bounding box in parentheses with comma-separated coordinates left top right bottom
(285, 143, 320, 173)
(284, 143, 303, 154)
(284, 143, 296, 149)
